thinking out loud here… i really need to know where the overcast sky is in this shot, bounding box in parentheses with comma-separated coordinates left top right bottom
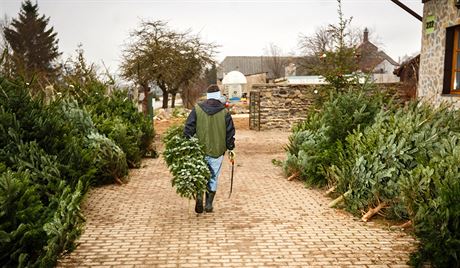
(2, 0, 423, 76)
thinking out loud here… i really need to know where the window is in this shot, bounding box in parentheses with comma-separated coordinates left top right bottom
(451, 27, 460, 93)
(444, 26, 460, 94)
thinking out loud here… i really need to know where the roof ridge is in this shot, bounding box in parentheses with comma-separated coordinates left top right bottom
(378, 50, 399, 66)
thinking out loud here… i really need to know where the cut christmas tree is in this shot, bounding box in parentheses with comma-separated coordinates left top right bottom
(163, 125, 210, 199)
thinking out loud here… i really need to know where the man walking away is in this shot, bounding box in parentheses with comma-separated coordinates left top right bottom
(184, 84, 236, 213)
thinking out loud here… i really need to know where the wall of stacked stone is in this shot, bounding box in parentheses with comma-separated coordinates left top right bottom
(418, 0, 460, 108)
(251, 84, 324, 130)
(251, 83, 408, 131)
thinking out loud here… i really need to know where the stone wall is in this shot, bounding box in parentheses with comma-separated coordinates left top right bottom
(250, 83, 409, 131)
(250, 84, 324, 130)
(244, 73, 267, 96)
(419, 0, 460, 108)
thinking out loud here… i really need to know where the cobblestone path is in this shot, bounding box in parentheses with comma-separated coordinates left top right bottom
(59, 130, 416, 268)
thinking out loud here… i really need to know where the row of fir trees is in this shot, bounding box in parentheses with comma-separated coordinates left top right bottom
(1, 1, 157, 267)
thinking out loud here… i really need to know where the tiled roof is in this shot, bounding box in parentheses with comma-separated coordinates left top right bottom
(357, 40, 399, 72)
(217, 56, 299, 79)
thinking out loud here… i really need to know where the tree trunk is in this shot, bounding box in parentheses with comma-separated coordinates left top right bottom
(141, 83, 149, 116)
(328, 190, 352, 208)
(181, 89, 191, 109)
(287, 171, 300, 181)
(324, 186, 337, 196)
(171, 92, 176, 108)
(162, 90, 168, 109)
(361, 202, 387, 222)
(390, 220, 412, 230)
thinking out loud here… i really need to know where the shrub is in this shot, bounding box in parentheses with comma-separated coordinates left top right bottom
(283, 89, 384, 186)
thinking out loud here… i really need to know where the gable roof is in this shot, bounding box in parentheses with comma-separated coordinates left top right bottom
(356, 30, 399, 72)
(379, 51, 399, 66)
(394, 54, 420, 77)
(217, 56, 298, 80)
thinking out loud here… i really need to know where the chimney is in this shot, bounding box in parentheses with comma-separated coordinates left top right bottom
(363, 28, 369, 42)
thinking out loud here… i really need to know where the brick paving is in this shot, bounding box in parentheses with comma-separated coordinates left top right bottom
(58, 130, 416, 268)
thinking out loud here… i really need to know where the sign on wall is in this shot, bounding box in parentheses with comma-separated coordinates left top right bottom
(426, 15, 435, 34)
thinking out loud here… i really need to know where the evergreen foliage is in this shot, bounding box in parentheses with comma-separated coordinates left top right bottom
(58, 47, 156, 167)
(283, 89, 383, 186)
(163, 125, 210, 199)
(67, 80, 155, 167)
(398, 136, 460, 267)
(0, 74, 143, 266)
(0, 170, 46, 267)
(3, 0, 60, 84)
(314, 0, 359, 93)
(333, 103, 460, 218)
(286, 91, 460, 266)
(332, 102, 460, 266)
(205, 63, 217, 85)
(85, 132, 128, 185)
(0, 10, 155, 265)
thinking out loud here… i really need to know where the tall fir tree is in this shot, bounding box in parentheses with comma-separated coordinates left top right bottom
(315, 0, 358, 94)
(205, 63, 217, 85)
(4, 0, 60, 85)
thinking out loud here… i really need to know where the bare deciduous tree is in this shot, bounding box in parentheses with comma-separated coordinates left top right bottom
(263, 43, 289, 78)
(298, 25, 335, 57)
(298, 25, 375, 57)
(121, 20, 217, 113)
(297, 0, 360, 92)
(298, 22, 383, 75)
(181, 77, 207, 109)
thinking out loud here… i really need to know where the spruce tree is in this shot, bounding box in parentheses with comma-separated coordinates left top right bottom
(205, 63, 217, 85)
(3, 0, 60, 84)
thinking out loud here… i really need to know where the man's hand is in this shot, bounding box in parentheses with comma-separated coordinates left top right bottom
(228, 150, 235, 162)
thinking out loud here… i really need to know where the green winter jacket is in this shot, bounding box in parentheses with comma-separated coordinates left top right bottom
(184, 99, 236, 158)
(195, 104, 227, 157)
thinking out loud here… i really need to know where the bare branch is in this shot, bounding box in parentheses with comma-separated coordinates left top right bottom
(120, 19, 218, 109)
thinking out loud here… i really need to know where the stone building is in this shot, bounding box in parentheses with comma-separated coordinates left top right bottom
(216, 71, 266, 99)
(356, 28, 400, 83)
(244, 72, 267, 97)
(357, 28, 400, 74)
(418, 0, 460, 107)
(217, 56, 302, 98)
(217, 56, 296, 81)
